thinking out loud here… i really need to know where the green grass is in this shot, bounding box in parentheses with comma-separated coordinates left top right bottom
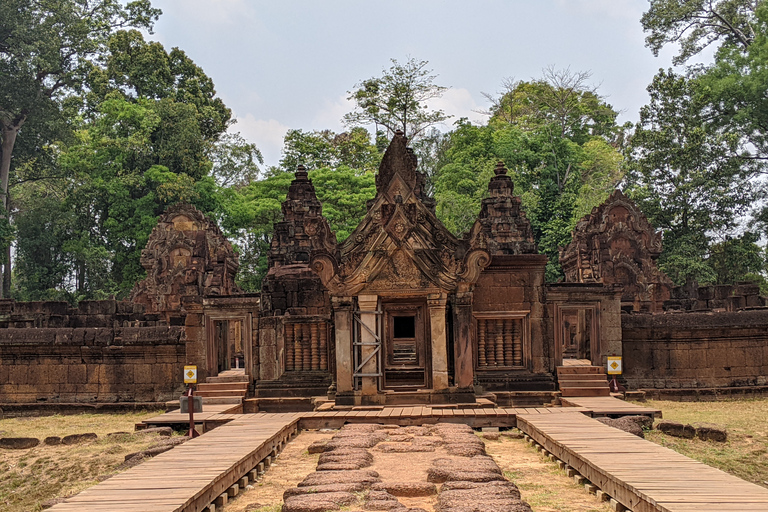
(0, 411, 167, 512)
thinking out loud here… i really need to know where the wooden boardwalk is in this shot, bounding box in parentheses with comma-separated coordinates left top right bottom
(560, 396, 662, 418)
(140, 403, 244, 432)
(517, 411, 768, 512)
(297, 404, 590, 429)
(48, 412, 299, 512)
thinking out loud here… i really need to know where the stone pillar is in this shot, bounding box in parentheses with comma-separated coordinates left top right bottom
(599, 291, 623, 367)
(452, 291, 475, 389)
(332, 297, 354, 393)
(428, 292, 449, 390)
(357, 294, 379, 396)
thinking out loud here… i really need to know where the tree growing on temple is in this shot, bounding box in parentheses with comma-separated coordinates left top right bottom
(343, 58, 451, 141)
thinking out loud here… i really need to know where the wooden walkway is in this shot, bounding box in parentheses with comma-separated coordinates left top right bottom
(140, 403, 244, 432)
(560, 396, 662, 418)
(297, 404, 590, 429)
(48, 412, 299, 512)
(517, 411, 768, 512)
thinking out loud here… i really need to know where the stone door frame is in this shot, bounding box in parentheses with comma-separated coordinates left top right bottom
(205, 312, 253, 379)
(553, 303, 600, 366)
(381, 299, 431, 390)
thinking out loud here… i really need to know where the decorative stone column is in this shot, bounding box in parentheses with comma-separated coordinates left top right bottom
(428, 292, 449, 390)
(452, 291, 475, 389)
(332, 297, 353, 393)
(357, 294, 379, 396)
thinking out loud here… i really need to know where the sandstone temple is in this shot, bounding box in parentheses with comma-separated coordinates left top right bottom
(1, 132, 767, 408)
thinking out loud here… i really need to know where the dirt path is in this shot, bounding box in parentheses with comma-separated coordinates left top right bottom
(484, 433, 612, 512)
(223, 426, 613, 512)
(221, 430, 335, 512)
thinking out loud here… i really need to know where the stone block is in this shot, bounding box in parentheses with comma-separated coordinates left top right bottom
(656, 420, 695, 439)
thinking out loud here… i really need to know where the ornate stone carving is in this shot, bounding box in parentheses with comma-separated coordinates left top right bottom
(311, 131, 489, 297)
(131, 203, 240, 316)
(268, 165, 338, 269)
(467, 162, 537, 255)
(261, 165, 336, 317)
(559, 189, 673, 311)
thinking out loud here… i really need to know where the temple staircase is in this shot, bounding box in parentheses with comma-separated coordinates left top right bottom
(556, 364, 611, 397)
(195, 369, 249, 404)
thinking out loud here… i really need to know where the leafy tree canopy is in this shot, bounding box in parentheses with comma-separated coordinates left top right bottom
(343, 58, 451, 141)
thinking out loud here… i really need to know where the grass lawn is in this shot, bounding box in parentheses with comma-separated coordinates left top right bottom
(635, 398, 768, 487)
(0, 410, 168, 512)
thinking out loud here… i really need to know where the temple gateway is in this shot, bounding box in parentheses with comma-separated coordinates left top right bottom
(256, 131, 554, 405)
(1, 132, 767, 407)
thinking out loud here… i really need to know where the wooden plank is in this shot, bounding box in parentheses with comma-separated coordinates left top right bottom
(48, 413, 300, 512)
(517, 412, 768, 512)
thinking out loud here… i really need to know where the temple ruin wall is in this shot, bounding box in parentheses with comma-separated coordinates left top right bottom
(622, 310, 768, 389)
(0, 300, 187, 403)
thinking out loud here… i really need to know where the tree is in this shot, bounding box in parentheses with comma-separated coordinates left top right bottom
(641, 0, 759, 65)
(625, 70, 758, 285)
(708, 232, 767, 288)
(0, 0, 161, 296)
(343, 58, 451, 141)
(634, 0, 768, 286)
(278, 127, 380, 174)
(484, 68, 622, 146)
(433, 71, 625, 280)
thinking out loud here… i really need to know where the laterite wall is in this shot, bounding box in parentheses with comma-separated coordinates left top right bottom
(622, 309, 768, 389)
(0, 300, 187, 403)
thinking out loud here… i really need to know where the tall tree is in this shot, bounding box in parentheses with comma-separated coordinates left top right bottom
(0, 0, 161, 296)
(278, 127, 380, 173)
(343, 58, 450, 141)
(632, 0, 768, 286)
(433, 71, 625, 280)
(641, 0, 759, 65)
(12, 27, 238, 299)
(625, 70, 758, 284)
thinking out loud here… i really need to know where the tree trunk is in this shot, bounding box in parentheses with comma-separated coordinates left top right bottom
(3, 242, 10, 299)
(1, 119, 24, 211)
(0, 114, 27, 299)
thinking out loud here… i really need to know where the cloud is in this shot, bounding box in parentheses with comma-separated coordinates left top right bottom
(427, 88, 486, 127)
(155, 0, 255, 26)
(230, 114, 289, 169)
(311, 94, 355, 132)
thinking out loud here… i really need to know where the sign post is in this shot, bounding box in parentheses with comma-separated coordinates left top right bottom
(606, 356, 623, 393)
(183, 366, 200, 438)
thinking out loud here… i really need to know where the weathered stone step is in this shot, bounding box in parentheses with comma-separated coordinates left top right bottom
(558, 379, 610, 388)
(556, 366, 606, 375)
(557, 373, 609, 381)
(201, 397, 243, 405)
(197, 382, 249, 391)
(195, 389, 248, 398)
(560, 387, 611, 397)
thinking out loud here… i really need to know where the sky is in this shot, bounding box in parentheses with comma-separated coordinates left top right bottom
(146, 0, 681, 167)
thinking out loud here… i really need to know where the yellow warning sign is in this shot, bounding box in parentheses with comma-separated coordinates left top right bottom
(607, 357, 622, 375)
(184, 365, 197, 384)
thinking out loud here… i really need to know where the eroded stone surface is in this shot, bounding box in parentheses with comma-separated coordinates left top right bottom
(596, 417, 644, 438)
(283, 492, 357, 512)
(298, 469, 381, 487)
(657, 420, 696, 439)
(371, 482, 437, 497)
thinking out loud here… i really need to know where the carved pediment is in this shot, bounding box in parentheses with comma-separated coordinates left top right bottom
(312, 132, 488, 296)
(131, 203, 240, 315)
(560, 189, 673, 309)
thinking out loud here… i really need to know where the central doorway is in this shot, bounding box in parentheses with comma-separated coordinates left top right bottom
(211, 318, 246, 374)
(382, 300, 430, 390)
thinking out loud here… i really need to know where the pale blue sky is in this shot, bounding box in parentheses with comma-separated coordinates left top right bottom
(148, 0, 680, 167)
